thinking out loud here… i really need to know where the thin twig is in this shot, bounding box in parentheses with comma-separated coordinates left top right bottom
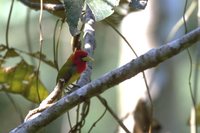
(97, 96, 131, 133)
(35, 0, 44, 103)
(75, 105, 80, 131)
(67, 111, 73, 130)
(55, 20, 64, 70)
(25, 8, 35, 65)
(182, 0, 197, 133)
(105, 20, 138, 57)
(53, 19, 60, 71)
(88, 100, 107, 133)
(142, 72, 153, 133)
(19, 0, 64, 11)
(105, 19, 153, 133)
(6, 0, 15, 48)
(167, 0, 197, 41)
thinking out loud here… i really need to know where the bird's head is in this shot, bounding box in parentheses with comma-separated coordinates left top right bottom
(72, 50, 94, 73)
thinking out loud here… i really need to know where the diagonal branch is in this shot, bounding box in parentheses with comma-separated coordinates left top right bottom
(10, 26, 200, 133)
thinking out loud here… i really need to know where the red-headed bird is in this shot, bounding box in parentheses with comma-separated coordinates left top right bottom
(56, 50, 94, 87)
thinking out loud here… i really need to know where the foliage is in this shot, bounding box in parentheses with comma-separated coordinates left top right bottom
(86, 0, 120, 21)
(63, 0, 84, 35)
(0, 45, 49, 103)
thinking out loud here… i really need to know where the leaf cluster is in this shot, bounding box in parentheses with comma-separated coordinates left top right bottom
(0, 45, 50, 103)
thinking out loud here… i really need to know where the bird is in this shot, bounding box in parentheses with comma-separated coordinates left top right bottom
(56, 50, 94, 88)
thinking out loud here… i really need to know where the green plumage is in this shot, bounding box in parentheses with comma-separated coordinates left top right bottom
(56, 56, 80, 87)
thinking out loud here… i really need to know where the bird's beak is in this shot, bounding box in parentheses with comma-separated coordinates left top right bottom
(82, 56, 94, 62)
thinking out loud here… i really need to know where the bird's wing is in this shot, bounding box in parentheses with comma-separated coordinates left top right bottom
(56, 62, 79, 86)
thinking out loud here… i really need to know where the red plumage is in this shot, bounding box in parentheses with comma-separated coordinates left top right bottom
(72, 50, 88, 73)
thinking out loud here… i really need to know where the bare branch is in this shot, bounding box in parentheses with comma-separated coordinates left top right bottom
(10, 27, 200, 133)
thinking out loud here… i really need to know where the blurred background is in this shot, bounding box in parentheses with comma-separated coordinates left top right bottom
(0, 0, 200, 133)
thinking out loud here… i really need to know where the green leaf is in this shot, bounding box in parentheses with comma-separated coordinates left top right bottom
(0, 60, 49, 103)
(63, 0, 84, 36)
(86, 0, 120, 21)
(23, 73, 49, 103)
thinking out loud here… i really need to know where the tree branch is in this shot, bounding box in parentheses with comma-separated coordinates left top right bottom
(10, 27, 200, 133)
(77, 6, 96, 87)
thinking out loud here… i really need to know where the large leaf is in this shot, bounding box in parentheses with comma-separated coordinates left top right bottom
(86, 0, 120, 21)
(63, 0, 84, 35)
(0, 60, 49, 103)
